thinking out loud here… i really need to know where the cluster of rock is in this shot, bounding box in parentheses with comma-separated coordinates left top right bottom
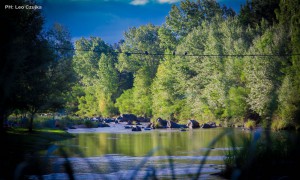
(62, 113, 219, 131)
(116, 114, 150, 123)
(144, 118, 219, 130)
(186, 120, 218, 129)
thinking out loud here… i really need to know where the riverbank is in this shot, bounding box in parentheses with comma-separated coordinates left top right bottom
(0, 128, 74, 180)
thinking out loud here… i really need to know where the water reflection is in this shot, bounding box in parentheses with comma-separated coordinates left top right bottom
(56, 127, 246, 157)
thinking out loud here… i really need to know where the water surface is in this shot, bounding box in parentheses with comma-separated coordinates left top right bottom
(41, 123, 249, 179)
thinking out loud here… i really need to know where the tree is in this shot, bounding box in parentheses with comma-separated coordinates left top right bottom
(73, 37, 113, 85)
(151, 53, 184, 120)
(275, 0, 300, 129)
(18, 24, 76, 132)
(115, 89, 134, 114)
(1, 0, 44, 133)
(244, 28, 284, 122)
(97, 54, 119, 116)
(239, 0, 279, 27)
(73, 37, 123, 117)
(166, 0, 235, 39)
(116, 24, 163, 117)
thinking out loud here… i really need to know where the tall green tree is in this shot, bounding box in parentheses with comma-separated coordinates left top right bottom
(151, 53, 184, 120)
(73, 37, 112, 85)
(97, 54, 119, 117)
(116, 24, 163, 117)
(19, 23, 76, 132)
(73, 37, 121, 117)
(244, 28, 284, 122)
(1, 0, 48, 132)
(275, 0, 300, 128)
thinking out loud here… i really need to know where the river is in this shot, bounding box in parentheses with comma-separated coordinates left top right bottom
(37, 123, 250, 179)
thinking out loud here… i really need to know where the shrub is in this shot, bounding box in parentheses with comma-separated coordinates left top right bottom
(244, 120, 256, 130)
(271, 118, 289, 131)
(84, 120, 97, 128)
(222, 130, 300, 179)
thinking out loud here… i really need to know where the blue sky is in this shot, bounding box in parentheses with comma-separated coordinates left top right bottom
(39, 0, 246, 45)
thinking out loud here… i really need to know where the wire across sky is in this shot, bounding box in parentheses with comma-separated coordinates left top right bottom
(49, 46, 300, 57)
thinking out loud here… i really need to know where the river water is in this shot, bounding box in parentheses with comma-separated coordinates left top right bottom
(38, 123, 250, 179)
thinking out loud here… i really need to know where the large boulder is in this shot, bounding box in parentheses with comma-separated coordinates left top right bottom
(156, 118, 168, 128)
(186, 120, 200, 129)
(167, 121, 187, 129)
(207, 122, 217, 128)
(201, 123, 211, 128)
(121, 114, 138, 122)
(200, 122, 217, 128)
(115, 116, 123, 122)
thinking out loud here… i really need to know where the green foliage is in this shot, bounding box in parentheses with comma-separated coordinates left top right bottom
(271, 117, 289, 131)
(117, 24, 162, 73)
(238, 0, 279, 27)
(151, 53, 184, 120)
(77, 86, 99, 116)
(97, 54, 119, 117)
(224, 87, 249, 119)
(158, 25, 177, 51)
(72, 38, 122, 117)
(166, 0, 235, 39)
(244, 28, 283, 119)
(115, 89, 134, 114)
(115, 24, 163, 117)
(275, 0, 300, 129)
(73, 37, 113, 85)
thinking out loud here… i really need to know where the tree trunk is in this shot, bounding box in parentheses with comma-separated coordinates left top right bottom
(28, 112, 35, 133)
(0, 111, 5, 134)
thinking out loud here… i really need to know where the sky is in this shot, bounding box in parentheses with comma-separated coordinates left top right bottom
(38, 0, 246, 45)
